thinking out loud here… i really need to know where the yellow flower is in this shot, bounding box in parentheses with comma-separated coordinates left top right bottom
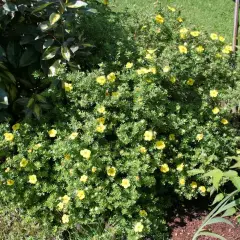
(121, 179, 130, 188)
(169, 134, 175, 141)
(5, 167, 10, 173)
(199, 186, 206, 193)
(134, 222, 144, 233)
(180, 33, 186, 39)
(96, 76, 106, 85)
(4, 133, 14, 141)
(170, 76, 176, 83)
(210, 89, 218, 98)
(212, 107, 220, 114)
(144, 130, 154, 141)
(149, 67, 157, 74)
(219, 36, 225, 42)
(179, 178, 185, 186)
(107, 167, 116, 177)
(176, 163, 184, 172)
(64, 82, 73, 92)
(196, 133, 204, 141)
(97, 117, 105, 124)
(222, 45, 232, 54)
(57, 202, 64, 210)
(112, 92, 119, 97)
(48, 129, 57, 138)
(221, 118, 228, 125)
(97, 106, 106, 114)
(62, 195, 70, 204)
(180, 28, 188, 34)
(28, 175, 37, 184)
(107, 72, 116, 83)
(145, 53, 153, 60)
(62, 214, 69, 224)
(167, 6, 176, 12)
(155, 140, 166, 150)
(135, 176, 140, 181)
(191, 181, 198, 189)
(187, 78, 194, 86)
(80, 149, 91, 160)
(210, 33, 218, 40)
(160, 164, 169, 173)
(139, 210, 148, 217)
(216, 53, 222, 58)
(80, 175, 88, 183)
(178, 45, 188, 54)
(236, 149, 240, 155)
(163, 66, 170, 73)
(126, 62, 133, 69)
(147, 49, 157, 54)
(69, 132, 78, 140)
(33, 143, 42, 150)
(64, 154, 71, 160)
(77, 190, 85, 200)
(12, 123, 20, 131)
(92, 167, 97, 173)
(20, 158, 28, 168)
(137, 68, 149, 75)
(155, 14, 164, 24)
(177, 17, 183, 23)
(196, 46, 204, 53)
(190, 31, 200, 37)
(96, 124, 106, 133)
(139, 146, 147, 154)
(7, 179, 14, 186)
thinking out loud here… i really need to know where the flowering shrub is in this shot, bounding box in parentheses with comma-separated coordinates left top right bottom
(0, 4, 239, 239)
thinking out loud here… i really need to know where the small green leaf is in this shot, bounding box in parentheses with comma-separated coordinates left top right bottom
(61, 46, 71, 61)
(223, 170, 238, 178)
(49, 60, 61, 77)
(42, 47, 59, 60)
(187, 169, 205, 176)
(204, 169, 223, 190)
(67, 0, 87, 8)
(32, 2, 54, 13)
(222, 207, 236, 217)
(36, 94, 47, 103)
(27, 98, 35, 108)
(230, 176, 240, 190)
(212, 193, 224, 205)
(33, 104, 41, 119)
(49, 13, 61, 25)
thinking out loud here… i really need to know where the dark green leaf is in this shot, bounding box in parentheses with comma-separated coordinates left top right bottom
(43, 39, 54, 49)
(67, 0, 87, 8)
(32, 2, 54, 14)
(42, 47, 59, 60)
(7, 41, 21, 68)
(61, 46, 71, 61)
(33, 104, 41, 119)
(19, 47, 38, 67)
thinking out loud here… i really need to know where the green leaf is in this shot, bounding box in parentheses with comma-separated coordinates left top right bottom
(42, 47, 59, 60)
(204, 169, 223, 190)
(32, 2, 54, 13)
(49, 13, 61, 25)
(187, 169, 205, 176)
(43, 39, 54, 49)
(223, 170, 238, 178)
(7, 41, 21, 68)
(206, 217, 234, 227)
(199, 231, 227, 240)
(212, 193, 224, 205)
(27, 98, 35, 108)
(19, 47, 38, 67)
(222, 207, 236, 217)
(33, 104, 41, 119)
(49, 60, 61, 77)
(230, 176, 240, 190)
(1, 71, 16, 84)
(66, 0, 87, 8)
(36, 94, 47, 103)
(61, 46, 71, 61)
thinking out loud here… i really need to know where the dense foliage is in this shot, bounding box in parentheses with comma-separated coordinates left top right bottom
(0, 2, 239, 239)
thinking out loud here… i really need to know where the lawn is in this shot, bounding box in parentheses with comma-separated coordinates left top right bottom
(111, 0, 235, 42)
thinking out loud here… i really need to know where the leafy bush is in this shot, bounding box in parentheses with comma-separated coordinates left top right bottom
(0, 4, 239, 239)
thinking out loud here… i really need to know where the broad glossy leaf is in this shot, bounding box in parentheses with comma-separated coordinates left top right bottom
(7, 41, 21, 68)
(32, 2, 54, 14)
(19, 47, 38, 67)
(67, 0, 87, 8)
(61, 46, 71, 61)
(222, 207, 236, 217)
(42, 47, 59, 60)
(49, 13, 61, 25)
(43, 39, 54, 49)
(49, 60, 61, 77)
(0, 46, 6, 58)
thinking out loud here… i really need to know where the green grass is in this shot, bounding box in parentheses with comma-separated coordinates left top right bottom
(110, 0, 235, 42)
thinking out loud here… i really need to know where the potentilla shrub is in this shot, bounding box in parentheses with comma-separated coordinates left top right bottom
(0, 5, 239, 239)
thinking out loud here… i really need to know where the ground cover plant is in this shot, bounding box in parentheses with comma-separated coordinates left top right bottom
(0, 1, 240, 239)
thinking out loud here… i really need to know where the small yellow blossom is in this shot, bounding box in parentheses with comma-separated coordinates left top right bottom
(169, 134, 175, 141)
(96, 124, 106, 133)
(92, 167, 97, 173)
(62, 214, 69, 224)
(139, 146, 147, 154)
(69, 132, 78, 140)
(179, 178, 185, 186)
(145, 54, 153, 60)
(170, 76, 176, 83)
(216, 53, 222, 58)
(77, 190, 85, 200)
(139, 210, 148, 217)
(147, 49, 157, 54)
(97, 117, 105, 124)
(135, 176, 140, 181)
(64, 154, 71, 160)
(137, 68, 148, 75)
(107, 72, 116, 83)
(160, 164, 169, 173)
(112, 92, 119, 97)
(97, 106, 106, 114)
(134, 222, 144, 233)
(144, 130, 154, 141)
(167, 6, 176, 12)
(221, 118, 228, 125)
(155, 140, 166, 150)
(199, 186, 206, 193)
(180, 33, 186, 39)
(80, 149, 91, 160)
(210, 33, 218, 40)
(177, 17, 183, 23)
(80, 175, 88, 183)
(191, 181, 198, 189)
(196, 133, 204, 141)
(62, 195, 70, 204)
(121, 179, 130, 188)
(57, 202, 64, 210)
(222, 45, 232, 54)
(107, 167, 116, 177)
(219, 36, 225, 42)
(190, 31, 200, 37)
(196, 46, 204, 53)
(4, 133, 14, 141)
(210, 89, 218, 98)
(7, 179, 14, 186)
(126, 62, 133, 69)
(48, 129, 57, 138)
(163, 66, 170, 73)
(12, 123, 20, 131)
(180, 28, 188, 34)
(155, 14, 164, 24)
(178, 45, 188, 54)
(212, 107, 220, 114)
(64, 82, 73, 92)
(176, 163, 184, 172)
(20, 158, 28, 168)
(96, 76, 106, 85)
(33, 143, 42, 150)
(29, 175, 37, 184)
(187, 78, 195, 86)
